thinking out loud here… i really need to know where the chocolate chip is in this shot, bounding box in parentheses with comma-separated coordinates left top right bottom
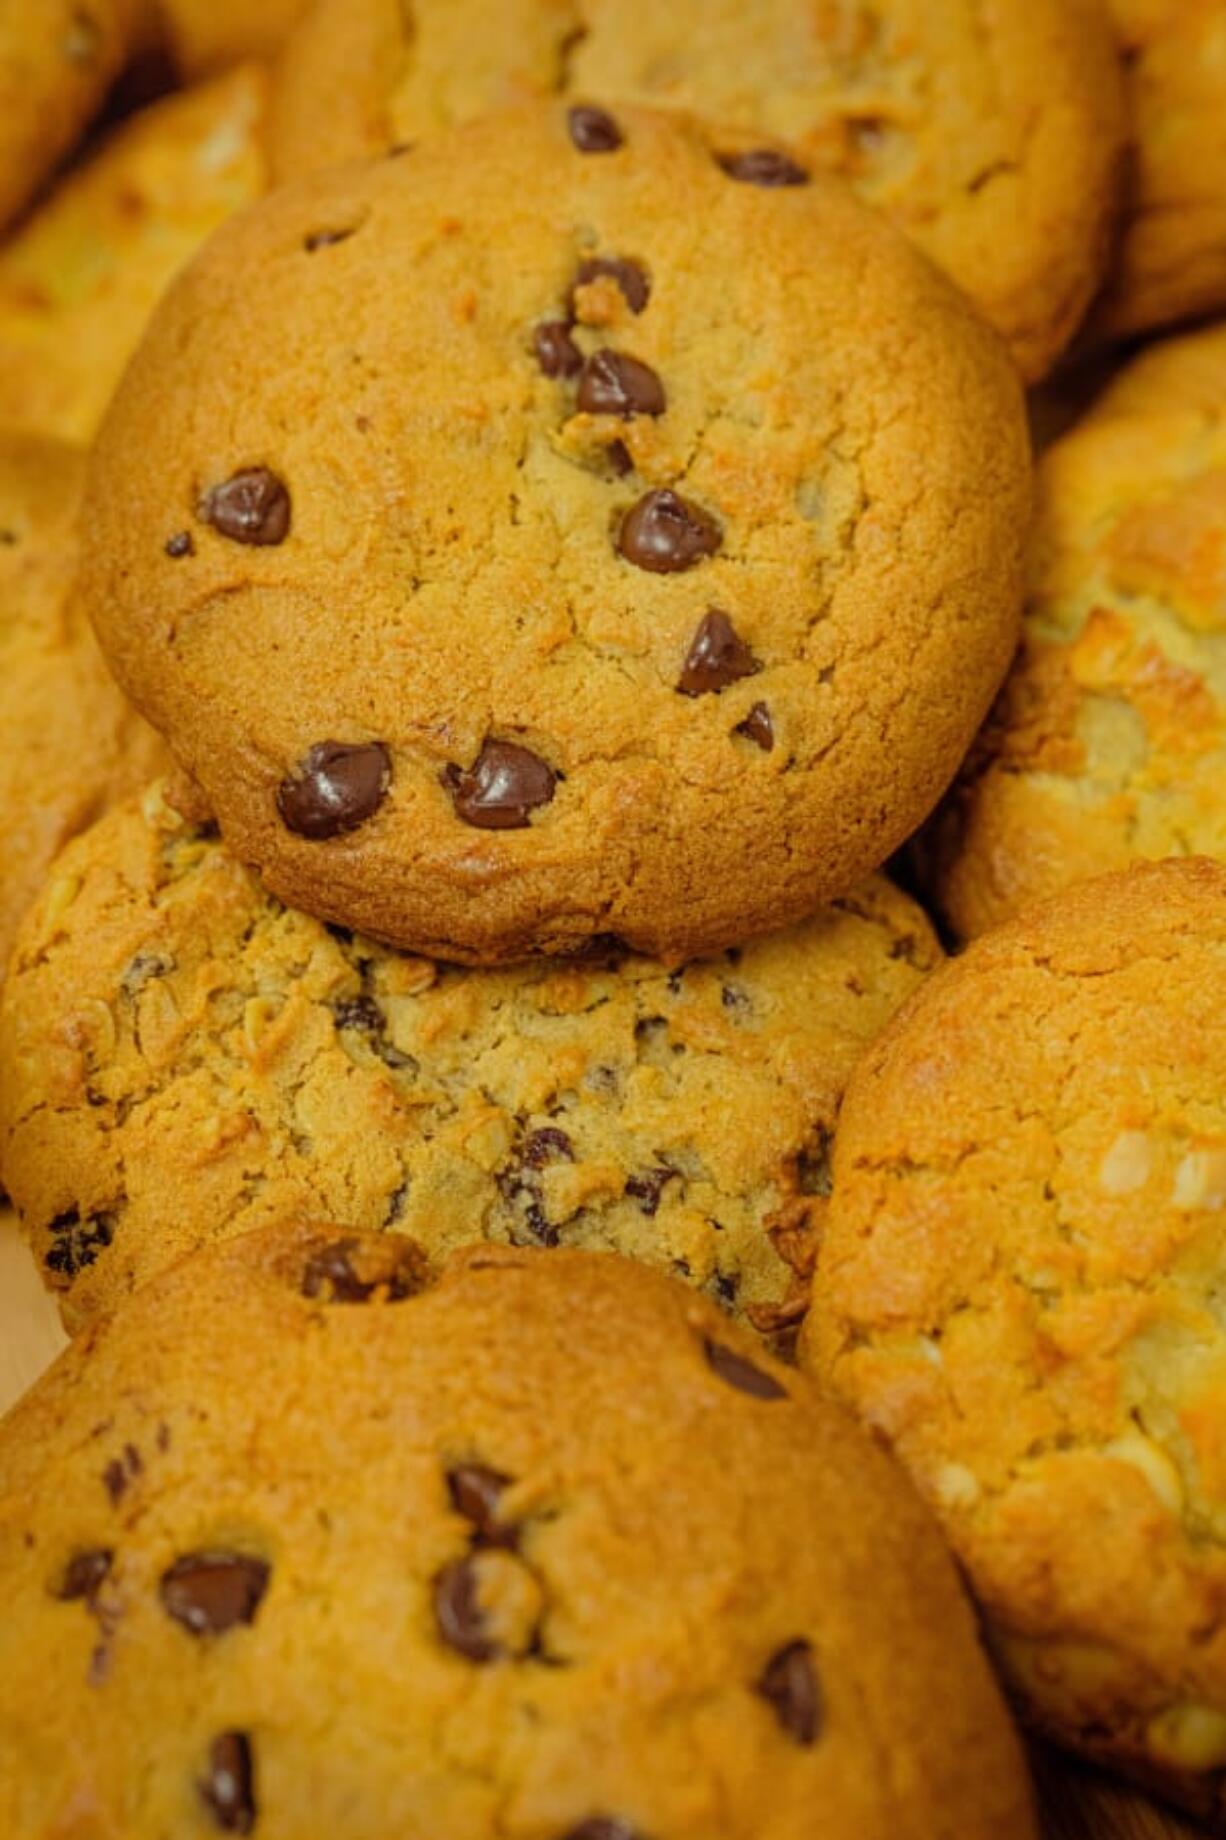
(160, 1552, 270, 1636)
(201, 467, 290, 546)
(624, 1165, 677, 1216)
(573, 257, 650, 315)
(607, 440, 633, 477)
(735, 702, 774, 750)
(443, 739, 556, 830)
(277, 740, 391, 840)
(200, 1731, 256, 1834)
(535, 319, 583, 379)
(717, 148, 809, 187)
(564, 1823, 645, 1840)
(304, 226, 356, 251)
(758, 1639, 821, 1744)
(618, 490, 721, 573)
(704, 1337, 787, 1400)
(568, 105, 623, 153)
(301, 1235, 425, 1303)
(524, 1127, 574, 1167)
(164, 530, 194, 559)
(434, 1556, 498, 1661)
(56, 1549, 112, 1602)
(447, 1464, 514, 1545)
(121, 951, 175, 997)
(578, 350, 665, 418)
(330, 995, 417, 1071)
(45, 1207, 114, 1279)
(677, 610, 758, 696)
(102, 1443, 142, 1505)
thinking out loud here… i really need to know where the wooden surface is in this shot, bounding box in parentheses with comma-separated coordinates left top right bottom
(0, 1213, 1198, 1838)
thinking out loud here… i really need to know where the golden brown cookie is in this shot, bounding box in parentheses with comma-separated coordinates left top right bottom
(0, 1224, 1038, 1840)
(927, 320, 1226, 940)
(0, 65, 268, 446)
(0, 434, 167, 972)
(0, 781, 940, 1334)
(83, 100, 1029, 965)
(803, 859, 1226, 1822)
(150, 0, 308, 77)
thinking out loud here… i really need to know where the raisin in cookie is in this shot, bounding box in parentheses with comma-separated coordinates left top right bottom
(0, 434, 167, 972)
(271, 0, 1124, 382)
(83, 101, 1029, 965)
(0, 1225, 1038, 1840)
(0, 782, 939, 1335)
(803, 859, 1226, 1823)
(927, 320, 1226, 940)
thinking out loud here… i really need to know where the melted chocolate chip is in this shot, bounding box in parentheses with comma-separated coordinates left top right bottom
(447, 1464, 515, 1545)
(304, 226, 356, 251)
(758, 1639, 821, 1744)
(102, 1443, 142, 1505)
(164, 530, 194, 559)
(618, 490, 722, 573)
(160, 1552, 270, 1636)
(277, 740, 391, 840)
(564, 1823, 645, 1840)
(624, 1165, 677, 1216)
(572, 257, 650, 315)
(677, 610, 759, 696)
(735, 702, 774, 750)
(535, 319, 583, 379)
(200, 1731, 256, 1833)
(704, 1337, 787, 1400)
(717, 148, 809, 187)
(434, 1556, 498, 1661)
(578, 350, 665, 418)
(568, 105, 623, 153)
(607, 439, 633, 477)
(56, 1549, 113, 1602)
(201, 467, 290, 545)
(301, 1236, 424, 1303)
(443, 739, 556, 830)
(524, 1127, 574, 1167)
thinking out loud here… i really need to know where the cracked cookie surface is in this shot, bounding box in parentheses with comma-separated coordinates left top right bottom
(0, 784, 940, 1335)
(802, 859, 1226, 1823)
(0, 1226, 1037, 1840)
(271, 0, 1124, 381)
(83, 101, 1028, 964)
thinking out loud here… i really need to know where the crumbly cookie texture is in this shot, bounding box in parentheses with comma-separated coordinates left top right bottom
(0, 1226, 1037, 1840)
(271, 0, 1124, 382)
(927, 320, 1226, 940)
(83, 101, 1028, 964)
(0, 783, 939, 1336)
(802, 859, 1226, 1823)
(0, 435, 167, 972)
(0, 66, 268, 447)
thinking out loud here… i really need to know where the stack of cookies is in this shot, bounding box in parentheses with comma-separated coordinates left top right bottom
(2, 5, 1226, 1836)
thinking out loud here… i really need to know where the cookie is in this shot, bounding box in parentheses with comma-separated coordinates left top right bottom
(0, 1223, 1037, 1839)
(83, 100, 1029, 965)
(802, 859, 1226, 1822)
(0, 434, 167, 973)
(271, 0, 1124, 382)
(150, 0, 308, 77)
(927, 320, 1226, 940)
(0, 65, 268, 446)
(0, 780, 940, 1335)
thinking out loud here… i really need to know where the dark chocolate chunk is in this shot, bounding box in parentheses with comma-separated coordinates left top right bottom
(160, 1552, 270, 1636)
(56, 1549, 113, 1602)
(572, 257, 650, 315)
(578, 350, 665, 418)
(444, 739, 556, 830)
(618, 490, 721, 573)
(704, 1337, 787, 1400)
(277, 740, 391, 840)
(716, 148, 809, 187)
(568, 105, 623, 153)
(757, 1638, 822, 1745)
(200, 1731, 256, 1833)
(447, 1464, 514, 1545)
(164, 530, 194, 559)
(45, 1207, 114, 1280)
(301, 1235, 424, 1303)
(433, 1556, 498, 1662)
(535, 319, 583, 379)
(524, 1127, 574, 1168)
(676, 609, 758, 696)
(624, 1165, 677, 1216)
(735, 702, 774, 750)
(200, 467, 290, 545)
(607, 439, 633, 477)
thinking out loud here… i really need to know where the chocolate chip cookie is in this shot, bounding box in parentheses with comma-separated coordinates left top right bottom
(0, 1223, 1037, 1839)
(803, 858, 1226, 1823)
(83, 101, 1029, 964)
(0, 434, 167, 972)
(0, 781, 939, 1334)
(271, 0, 1124, 382)
(150, 0, 307, 77)
(927, 320, 1226, 940)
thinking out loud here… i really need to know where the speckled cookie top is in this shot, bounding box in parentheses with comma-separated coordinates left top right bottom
(0, 1226, 1036, 1840)
(271, 0, 1124, 381)
(804, 859, 1226, 1818)
(0, 782, 939, 1335)
(83, 100, 1028, 965)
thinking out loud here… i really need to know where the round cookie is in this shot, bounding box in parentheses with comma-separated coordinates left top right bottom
(270, 0, 1125, 383)
(0, 65, 269, 446)
(0, 434, 167, 972)
(927, 321, 1226, 940)
(803, 859, 1226, 1821)
(83, 101, 1030, 965)
(0, 781, 940, 1334)
(0, 1224, 1038, 1840)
